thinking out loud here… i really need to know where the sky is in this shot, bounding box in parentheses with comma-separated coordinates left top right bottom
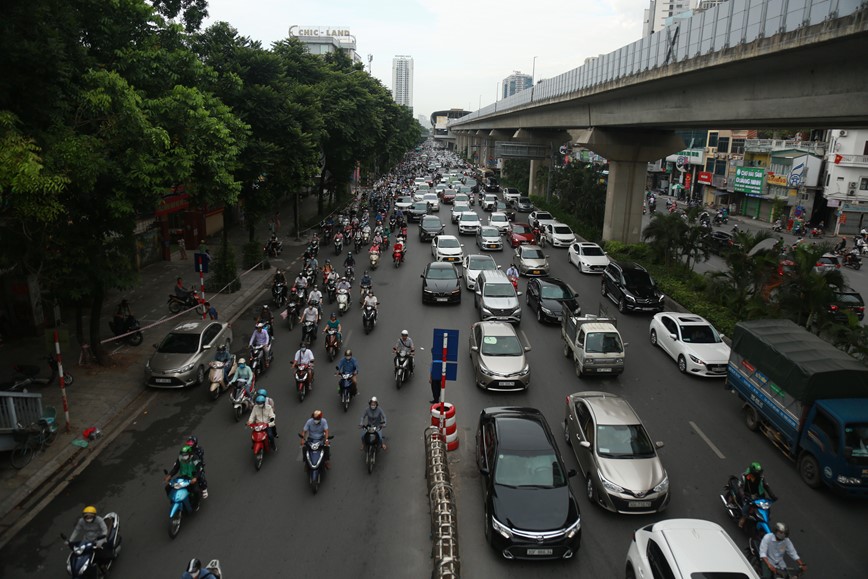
(202, 0, 648, 124)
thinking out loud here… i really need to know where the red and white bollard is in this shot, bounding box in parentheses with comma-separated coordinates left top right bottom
(430, 402, 458, 451)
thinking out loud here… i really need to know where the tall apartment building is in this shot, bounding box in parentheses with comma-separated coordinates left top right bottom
(502, 71, 533, 99)
(392, 55, 414, 111)
(643, 0, 695, 35)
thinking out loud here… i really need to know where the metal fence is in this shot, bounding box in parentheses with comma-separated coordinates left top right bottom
(453, 0, 864, 125)
(425, 426, 459, 578)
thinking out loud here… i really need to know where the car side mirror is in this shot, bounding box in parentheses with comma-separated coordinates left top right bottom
(567, 469, 578, 478)
(623, 342, 629, 347)
(202, 344, 211, 350)
(579, 441, 591, 449)
(516, 291, 523, 297)
(471, 345, 479, 352)
(720, 334, 726, 339)
(523, 345, 531, 352)
(420, 274, 424, 278)
(669, 334, 678, 341)
(655, 441, 665, 449)
(497, 265, 502, 269)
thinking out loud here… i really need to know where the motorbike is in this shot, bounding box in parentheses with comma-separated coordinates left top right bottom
(354, 235, 362, 254)
(248, 344, 270, 376)
(345, 265, 355, 283)
(307, 239, 319, 258)
(60, 512, 122, 578)
(337, 372, 354, 412)
(720, 476, 774, 541)
(362, 304, 377, 334)
(369, 248, 380, 270)
(508, 275, 518, 290)
(326, 278, 337, 304)
(264, 237, 282, 258)
(272, 282, 288, 307)
(361, 424, 383, 474)
(301, 320, 317, 345)
(295, 363, 312, 402)
(392, 246, 404, 267)
(358, 284, 372, 306)
(334, 234, 344, 255)
(208, 356, 236, 401)
(285, 298, 300, 331)
(324, 328, 340, 362)
(230, 380, 254, 422)
(336, 288, 350, 314)
(249, 421, 273, 471)
(167, 291, 202, 314)
(772, 221, 784, 233)
(299, 434, 334, 494)
(810, 226, 824, 238)
(842, 250, 862, 270)
(108, 312, 143, 346)
(394, 348, 412, 389)
(8, 354, 74, 392)
(164, 474, 200, 539)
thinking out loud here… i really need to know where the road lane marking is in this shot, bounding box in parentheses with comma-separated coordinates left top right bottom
(689, 420, 726, 459)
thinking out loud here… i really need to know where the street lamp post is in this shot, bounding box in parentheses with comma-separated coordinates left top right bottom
(531, 56, 538, 100)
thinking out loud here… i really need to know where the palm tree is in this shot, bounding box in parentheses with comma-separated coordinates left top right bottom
(773, 244, 844, 330)
(704, 230, 780, 320)
(642, 212, 688, 268)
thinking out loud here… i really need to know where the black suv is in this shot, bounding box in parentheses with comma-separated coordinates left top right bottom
(407, 201, 430, 223)
(601, 261, 665, 313)
(829, 286, 865, 321)
(419, 215, 445, 241)
(476, 407, 581, 560)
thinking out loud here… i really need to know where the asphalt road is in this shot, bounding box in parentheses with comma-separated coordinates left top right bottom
(2, 202, 867, 578)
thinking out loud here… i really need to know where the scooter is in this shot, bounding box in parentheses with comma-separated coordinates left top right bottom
(299, 433, 334, 494)
(324, 329, 340, 362)
(167, 291, 203, 314)
(345, 265, 355, 283)
(772, 221, 783, 233)
(249, 421, 274, 471)
(230, 380, 254, 422)
(358, 284, 372, 306)
(285, 297, 300, 330)
(361, 424, 382, 474)
(369, 248, 380, 270)
(392, 246, 404, 268)
(394, 348, 412, 389)
(336, 288, 350, 314)
(164, 474, 200, 539)
(108, 306, 143, 346)
(337, 372, 354, 412)
(61, 512, 122, 578)
(301, 320, 317, 345)
(272, 282, 288, 307)
(10, 354, 74, 391)
(248, 345, 270, 376)
(842, 250, 862, 270)
(208, 356, 236, 401)
(334, 234, 344, 255)
(720, 476, 774, 541)
(295, 363, 312, 402)
(362, 305, 377, 334)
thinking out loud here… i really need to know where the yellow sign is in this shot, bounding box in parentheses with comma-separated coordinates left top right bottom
(766, 173, 788, 186)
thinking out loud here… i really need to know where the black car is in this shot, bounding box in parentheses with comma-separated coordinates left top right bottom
(476, 407, 582, 560)
(407, 201, 430, 223)
(495, 200, 516, 221)
(601, 261, 665, 314)
(484, 177, 500, 192)
(515, 197, 534, 212)
(705, 230, 736, 254)
(419, 215, 445, 241)
(526, 277, 582, 324)
(829, 286, 865, 321)
(421, 261, 462, 304)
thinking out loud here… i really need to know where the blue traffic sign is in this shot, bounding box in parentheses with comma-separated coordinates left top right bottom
(432, 329, 459, 362)
(430, 362, 458, 381)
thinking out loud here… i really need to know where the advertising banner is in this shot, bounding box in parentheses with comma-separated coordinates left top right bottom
(697, 171, 713, 185)
(733, 167, 766, 196)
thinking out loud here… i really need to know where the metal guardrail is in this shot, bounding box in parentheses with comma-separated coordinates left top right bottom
(424, 425, 459, 579)
(0, 392, 43, 433)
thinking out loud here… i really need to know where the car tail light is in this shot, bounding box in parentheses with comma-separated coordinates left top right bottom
(830, 305, 839, 312)
(858, 307, 865, 313)
(815, 262, 823, 267)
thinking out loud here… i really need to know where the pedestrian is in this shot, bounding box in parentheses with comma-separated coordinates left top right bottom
(273, 212, 281, 233)
(205, 301, 218, 320)
(177, 237, 187, 260)
(428, 364, 442, 404)
(198, 239, 208, 254)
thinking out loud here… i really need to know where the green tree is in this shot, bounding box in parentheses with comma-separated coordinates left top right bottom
(774, 244, 844, 330)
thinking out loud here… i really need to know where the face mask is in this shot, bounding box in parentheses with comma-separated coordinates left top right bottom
(370, 404, 376, 410)
(313, 419, 321, 425)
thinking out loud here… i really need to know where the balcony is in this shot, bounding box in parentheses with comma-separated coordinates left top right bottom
(831, 154, 868, 168)
(745, 139, 826, 156)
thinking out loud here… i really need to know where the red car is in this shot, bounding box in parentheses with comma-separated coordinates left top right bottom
(508, 222, 535, 248)
(440, 189, 456, 205)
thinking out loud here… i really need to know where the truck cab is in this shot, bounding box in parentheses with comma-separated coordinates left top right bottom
(798, 399, 868, 494)
(562, 314, 625, 377)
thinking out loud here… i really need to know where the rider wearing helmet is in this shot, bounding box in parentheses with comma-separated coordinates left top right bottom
(360, 396, 387, 451)
(322, 312, 343, 344)
(247, 394, 277, 450)
(393, 330, 416, 374)
(164, 445, 205, 505)
(68, 505, 108, 548)
(293, 342, 316, 387)
(336, 349, 359, 397)
(256, 388, 275, 410)
(256, 304, 274, 334)
(301, 409, 331, 468)
(184, 435, 208, 498)
(248, 322, 272, 368)
(738, 462, 777, 528)
(213, 344, 233, 382)
(759, 522, 806, 578)
(344, 251, 355, 269)
(228, 358, 254, 396)
(181, 558, 221, 579)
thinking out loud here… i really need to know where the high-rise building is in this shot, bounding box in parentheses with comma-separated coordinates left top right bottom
(502, 71, 533, 99)
(643, 0, 696, 36)
(392, 55, 414, 111)
(288, 25, 362, 63)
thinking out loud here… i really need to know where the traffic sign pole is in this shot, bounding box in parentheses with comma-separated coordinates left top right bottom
(439, 331, 448, 435)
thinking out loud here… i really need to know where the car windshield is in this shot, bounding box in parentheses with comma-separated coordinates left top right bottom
(426, 267, 457, 280)
(413, 203, 427, 210)
(678, 323, 721, 344)
(522, 249, 544, 259)
(399, 197, 412, 204)
(468, 257, 497, 270)
(623, 270, 654, 288)
(835, 292, 863, 305)
(491, 215, 507, 222)
(512, 224, 530, 234)
(581, 245, 605, 256)
(422, 217, 440, 226)
(424, 194, 437, 200)
(595, 424, 656, 459)
(553, 225, 572, 235)
(454, 204, 469, 212)
(484, 283, 516, 298)
(518, 197, 531, 204)
(157, 332, 200, 354)
(460, 214, 478, 222)
(480, 334, 523, 356)
(844, 424, 868, 457)
(584, 332, 623, 354)
(480, 227, 499, 237)
(540, 284, 573, 300)
(438, 238, 460, 248)
(535, 212, 553, 220)
(494, 450, 567, 488)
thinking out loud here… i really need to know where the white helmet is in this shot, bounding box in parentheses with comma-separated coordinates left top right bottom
(401, 329, 409, 336)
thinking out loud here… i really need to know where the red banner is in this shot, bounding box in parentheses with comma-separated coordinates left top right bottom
(685, 173, 692, 190)
(697, 171, 713, 185)
(155, 193, 190, 217)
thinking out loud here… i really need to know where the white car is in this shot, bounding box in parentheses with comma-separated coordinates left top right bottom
(462, 254, 499, 290)
(430, 235, 464, 263)
(423, 192, 440, 211)
(502, 187, 522, 205)
(569, 242, 610, 274)
(434, 182, 448, 194)
(529, 210, 557, 230)
(412, 188, 428, 202)
(395, 196, 414, 211)
(482, 194, 498, 211)
(488, 212, 510, 234)
(543, 222, 576, 247)
(457, 211, 481, 235)
(451, 202, 470, 223)
(626, 519, 759, 579)
(649, 313, 730, 377)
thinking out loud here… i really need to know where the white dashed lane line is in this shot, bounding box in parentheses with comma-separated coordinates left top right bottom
(689, 420, 726, 459)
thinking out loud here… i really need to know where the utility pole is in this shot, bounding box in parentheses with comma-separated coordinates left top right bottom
(367, 54, 373, 74)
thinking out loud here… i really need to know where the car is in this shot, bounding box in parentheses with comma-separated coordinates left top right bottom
(434, 182, 448, 194)
(476, 270, 522, 324)
(829, 286, 865, 321)
(407, 201, 430, 222)
(569, 242, 609, 274)
(412, 188, 428, 202)
(543, 222, 576, 247)
(462, 254, 499, 290)
(649, 312, 730, 376)
(488, 212, 510, 234)
(601, 261, 665, 313)
(494, 200, 516, 221)
(146, 321, 233, 388)
(625, 519, 759, 579)
(394, 196, 414, 211)
(512, 245, 550, 277)
(476, 407, 581, 560)
(814, 252, 842, 273)
(705, 230, 736, 254)
(563, 391, 670, 514)
(441, 188, 457, 204)
(525, 277, 581, 324)
(431, 234, 464, 263)
(502, 187, 522, 205)
(529, 210, 556, 229)
(419, 215, 445, 241)
(515, 197, 534, 212)
(453, 193, 470, 207)
(483, 177, 500, 192)
(421, 261, 462, 304)
(508, 222, 535, 248)
(458, 211, 482, 235)
(482, 194, 498, 212)
(423, 192, 440, 211)
(469, 322, 531, 390)
(476, 226, 503, 251)
(451, 202, 470, 224)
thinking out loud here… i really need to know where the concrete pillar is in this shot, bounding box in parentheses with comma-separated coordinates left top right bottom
(528, 158, 550, 198)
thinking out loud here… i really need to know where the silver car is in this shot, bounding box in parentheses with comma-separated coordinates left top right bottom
(563, 391, 669, 514)
(146, 321, 233, 388)
(512, 244, 550, 276)
(476, 226, 503, 251)
(469, 321, 531, 391)
(462, 254, 499, 290)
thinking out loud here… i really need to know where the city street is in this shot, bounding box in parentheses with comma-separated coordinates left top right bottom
(2, 201, 867, 578)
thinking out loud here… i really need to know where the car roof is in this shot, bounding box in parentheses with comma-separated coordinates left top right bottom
(482, 407, 552, 451)
(577, 242, 601, 248)
(171, 320, 217, 334)
(477, 320, 519, 337)
(570, 392, 640, 426)
(650, 519, 755, 574)
(535, 276, 569, 289)
(658, 312, 711, 326)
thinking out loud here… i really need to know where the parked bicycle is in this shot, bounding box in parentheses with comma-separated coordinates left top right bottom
(9, 406, 58, 469)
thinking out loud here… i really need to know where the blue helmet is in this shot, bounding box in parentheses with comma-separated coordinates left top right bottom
(255, 395, 266, 405)
(257, 388, 268, 398)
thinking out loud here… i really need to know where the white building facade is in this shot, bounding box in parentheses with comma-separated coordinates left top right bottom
(823, 129, 868, 234)
(288, 26, 362, 63)
(643, 0, 696, 35)
(392, 55, 414, 111)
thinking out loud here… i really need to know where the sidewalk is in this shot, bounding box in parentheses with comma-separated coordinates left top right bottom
(0, 193, 331, 548)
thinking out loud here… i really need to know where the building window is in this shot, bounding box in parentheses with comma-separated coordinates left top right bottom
(863, 141, 868, 155)
(708, 132, 719, 147)
(860, 177, 868, 191)
(705, 159, 714, 171)
(731, 139, 745, 155)
(717, 137, 730, 154)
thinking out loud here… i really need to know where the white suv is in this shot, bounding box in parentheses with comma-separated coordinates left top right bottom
(625, 519, 759, 579)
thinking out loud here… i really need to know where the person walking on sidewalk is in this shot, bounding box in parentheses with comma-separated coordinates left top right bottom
(205, 302, 218, 320)
(177, 237, 187, 260)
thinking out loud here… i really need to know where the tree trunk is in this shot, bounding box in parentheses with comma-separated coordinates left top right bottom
(89, 285, 107, 365)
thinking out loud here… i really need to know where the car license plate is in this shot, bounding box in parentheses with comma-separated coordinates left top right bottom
(500, 381, 515, 386)
(155, 378, 172, 384)
(628, 501, 652, 508)
(488, 244, 497, 248)
(531, 269, 540, 274)
(447, 257, 457, 261)
(436, 297, 447, 302)
(597, 368, 612, 373)
(527, 548, 553, 556)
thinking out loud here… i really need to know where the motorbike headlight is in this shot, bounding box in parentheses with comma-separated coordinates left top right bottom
(491, 516, 513, 540)
(599, 472, 625, 494)
(653, 476, 669, 493)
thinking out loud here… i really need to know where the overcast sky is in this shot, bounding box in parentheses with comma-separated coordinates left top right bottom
(203, 0, 647, 123)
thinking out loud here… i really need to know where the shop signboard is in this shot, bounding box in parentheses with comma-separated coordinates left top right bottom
(697, 171, 713, 185)
(733, 167, 766, 197)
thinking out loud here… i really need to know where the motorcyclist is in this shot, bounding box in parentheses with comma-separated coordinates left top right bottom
(293, 342, 316, 388)
(393, 329, 416, 374)
(737, 462, 777, 528)
(344, 251, 356, 270)
(256, 305, 275, 334)
(183, 435, 208, 498)
(505, 264, 519, 282)
(273, 269, 286, 286)
(247, 394, 277, 450)
(164, 445, 204, 506)
(834, 236, 847, 253)
(392, 237, 405, 263)
(175, 277, 194, 300)
(307, 285, 323, 311)
(248, 323, 272, 368)
(362, 289, 379, 321)
(228, 358, 254, 396)
(68, 505, 108, 548)
(336, 349, 359, 397)
(359, 396, 387, 451)
(759, 522, 807, 578)
(294, 270, 308, 298)
(322, 259, 334, 285)
(322, 312, 343, 344)
(213, 344, 232, 382)
(181, 558, 221, 579)
(336, 276, 352, 295)
(256, 388, 275, 411)
(300, 409, 331, 469)
(359, 270, 373, 304)
(299, 301, 321, 334)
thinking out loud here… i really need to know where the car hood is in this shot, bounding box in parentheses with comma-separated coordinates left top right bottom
(149, 352, 198, 372)
(540, 297, 580, 315)
(626, 285, 659, 299)
(480, 236, 501, 244)
(512, 233, 534, 242)
(481, 296, 518, 310)
(480, 352, 526, 375)
(492, 485, 574, 531)
(438, 247, 463, 256)
(521, 257, 548, 268)
(578, 254, 609, 266)
(684, 342, 731, 364)
(597, 456, 666, 494)
(425, 279, 459, 292)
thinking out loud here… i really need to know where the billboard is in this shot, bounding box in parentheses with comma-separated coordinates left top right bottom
(733, 167, 766, 197)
